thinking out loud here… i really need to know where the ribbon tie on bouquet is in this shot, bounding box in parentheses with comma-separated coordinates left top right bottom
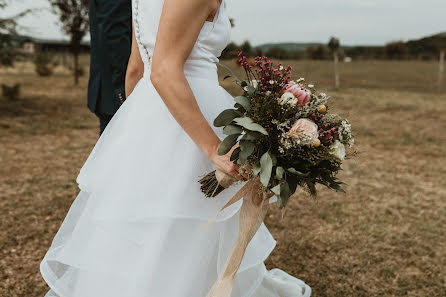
(206, 172, 273, 297)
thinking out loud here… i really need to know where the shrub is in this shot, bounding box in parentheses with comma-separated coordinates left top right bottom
(34, 51, 53, 76)
(1, 83, 20, 100)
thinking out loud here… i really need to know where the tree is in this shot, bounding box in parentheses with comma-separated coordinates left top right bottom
(328, 37, 340, 89)
(240, 40, 253, 57)
(384, 41, 408, 60)
(306, 45, 328, 60)
(0, 0, 31, 66)
(221, 42, 239, 59)
(49, 0, 89, 85)
(266, 46, 289, 60)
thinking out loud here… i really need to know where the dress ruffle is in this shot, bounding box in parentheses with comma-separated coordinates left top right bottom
(40, 190, 310, 297)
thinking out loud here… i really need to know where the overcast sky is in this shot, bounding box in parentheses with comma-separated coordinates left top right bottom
(4, 0, 446, 46)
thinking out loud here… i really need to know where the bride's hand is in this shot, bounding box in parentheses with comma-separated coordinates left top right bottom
(208, 145, 248, 181)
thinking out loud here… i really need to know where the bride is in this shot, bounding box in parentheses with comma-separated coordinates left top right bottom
(40, 0, 311, 296)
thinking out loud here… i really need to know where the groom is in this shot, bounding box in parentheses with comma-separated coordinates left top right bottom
(88, 0, 132, 135)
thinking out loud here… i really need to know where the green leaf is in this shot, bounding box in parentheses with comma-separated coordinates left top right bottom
(234, 96, 251, 112)
(246, 85, 256, 95)
(287, 168, 310, 177)
(218, 134, 239, 155)
(275, 167, 285, 180)
(233, 117, 268, 135)
(259, 152, 273, 187)
(271, 154, 277, 166)
(241, 132, 260, 141)
(271, 184, 281, 196)
(306, 180, 317, 196)
(218, 62, 243, 83)
(230, 146, 241, 161)
(223, 124, 243, 135)
(279, 181, 291, 206)
(253, 163, 261, 176)
(239, 140, 256, 164)
(214, 109, 240, 127)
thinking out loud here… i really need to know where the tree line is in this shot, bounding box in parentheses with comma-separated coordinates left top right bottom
(222, 35, 446, 61)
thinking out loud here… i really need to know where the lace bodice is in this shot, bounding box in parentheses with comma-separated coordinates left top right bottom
(132, 0, 231, 78)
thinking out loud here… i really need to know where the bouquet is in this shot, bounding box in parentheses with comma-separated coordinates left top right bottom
(201, 53, 354, 297)
(199, 53, 354, 206)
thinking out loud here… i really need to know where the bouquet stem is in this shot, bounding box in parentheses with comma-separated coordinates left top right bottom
(199, 170, 236, 197)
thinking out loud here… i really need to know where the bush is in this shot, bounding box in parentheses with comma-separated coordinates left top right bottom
(384, 41, 408, 60)
(1, 83, 20, 100)
(34, 51, 53, 76)
(74, 66, 85, 77)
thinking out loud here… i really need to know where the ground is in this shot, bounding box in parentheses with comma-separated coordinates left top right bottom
(1, 59, 445, 296)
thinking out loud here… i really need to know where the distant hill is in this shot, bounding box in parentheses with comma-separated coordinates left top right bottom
(406, 32, 446, 57)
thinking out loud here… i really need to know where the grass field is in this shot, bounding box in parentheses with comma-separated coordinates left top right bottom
(1, 59, 445, 297)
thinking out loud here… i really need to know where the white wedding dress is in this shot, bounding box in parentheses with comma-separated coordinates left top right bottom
(40, 1, 311, 296)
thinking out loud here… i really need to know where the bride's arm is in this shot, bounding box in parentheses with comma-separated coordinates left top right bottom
(125, 23, 144, 97)
(151, 0, 242, 179)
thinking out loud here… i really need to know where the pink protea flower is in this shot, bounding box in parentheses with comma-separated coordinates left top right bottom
(282, 82, 311, 105)
(288, 119, 319, 141)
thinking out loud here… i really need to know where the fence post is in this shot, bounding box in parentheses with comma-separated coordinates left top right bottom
(334, 51, 340, 89)
(439, 50, 445, 93)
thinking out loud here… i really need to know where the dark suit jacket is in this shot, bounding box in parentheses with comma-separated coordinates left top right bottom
(88, 0, 132, 115)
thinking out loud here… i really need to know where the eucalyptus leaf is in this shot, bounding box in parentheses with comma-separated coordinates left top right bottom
(275, 167, 285, 180)
(241, 132, 260, 141)
(218, 134, 239, 155)
(233, 117, 268, 135)
(246, 85, 256, 95)
(239, 140, 256, 164)
(253, 164, 261, 176)
(218, 62, 243, 83)
(271, 154, 277, 166)
(214, 109, 240, 127)
(230, 146, 241, 161)
(234, 96, 251, 112)
(259, 152, 273, 187)
(271, 184, 281, 196)
(223, 124, 243, 135)
(306, 180, 317, 196)
(287, 168, 310, 177)
(279, 181, 291, 206)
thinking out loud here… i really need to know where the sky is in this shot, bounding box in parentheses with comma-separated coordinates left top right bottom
(4, 0, 446, 46)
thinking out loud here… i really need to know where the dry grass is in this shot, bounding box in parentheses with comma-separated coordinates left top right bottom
(1, 60, 445, 296)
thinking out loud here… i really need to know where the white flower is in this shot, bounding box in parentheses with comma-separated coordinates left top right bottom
(296, 78, 305, 82)
(330, 140, 346, 161)
(265, 91, 272, 96)
(279, 66, 284, 71)
(279, 92, 297, 105)
(308, 84, 314, 88)
(269, 80, 275, 85)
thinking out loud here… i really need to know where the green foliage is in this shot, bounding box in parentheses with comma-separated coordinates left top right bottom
(328, 37, 340, 52)
(0, 1, 31, 66)
(384, 41, 408, 60)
